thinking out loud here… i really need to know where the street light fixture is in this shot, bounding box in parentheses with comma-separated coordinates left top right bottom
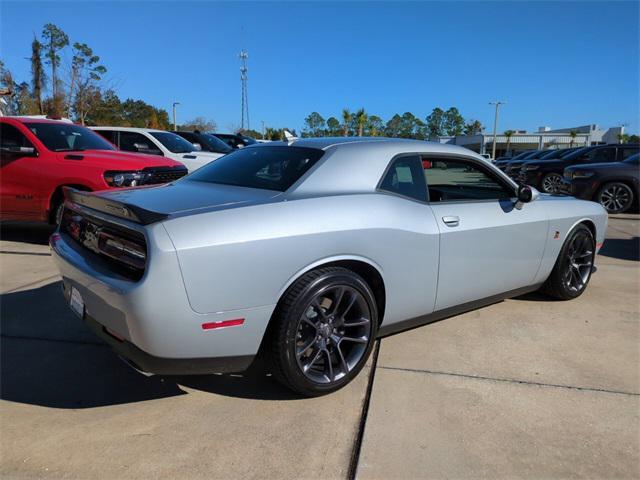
(172, 101, 180, 130)
(489, 101, 506, 160)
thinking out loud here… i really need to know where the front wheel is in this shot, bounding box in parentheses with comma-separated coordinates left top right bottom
(541, 173, 563, 193)
(597, 182, 634, 214)
(541, 224, 595, 300)
(269, 267, 378, 396)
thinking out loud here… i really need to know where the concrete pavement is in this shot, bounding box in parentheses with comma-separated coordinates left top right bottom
(1, 217, 638, 479)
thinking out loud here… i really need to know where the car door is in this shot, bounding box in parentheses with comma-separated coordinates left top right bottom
(423, 156, 548, 311)
(0, 122, 42, 220)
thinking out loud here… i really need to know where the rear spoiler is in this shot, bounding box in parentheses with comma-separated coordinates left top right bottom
(63, 187, 168, 225)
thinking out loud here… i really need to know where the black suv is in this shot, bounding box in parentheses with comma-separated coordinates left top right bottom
(172, 131, 232, 155)
(562, 153, 639, 213)
(519, 144, 639, 193)
(212, 133, 258, 149)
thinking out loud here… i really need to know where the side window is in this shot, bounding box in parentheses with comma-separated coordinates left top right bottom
(424, 158, 514, 202)
(379, 155, 427, 202)
(96, 130, 118, 145)
(0, 123, 35, 150)
(583, 148, 615, 163)
(119, 132, 163, 156)
(620, 147, 639, 160)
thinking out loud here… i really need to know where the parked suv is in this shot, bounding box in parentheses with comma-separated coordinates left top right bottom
(519, 144, 639, 193)
(212, 132, 258, 149)
(171, 130, 232, 155)
(92, 127, 223, 171)
(0, 117, 187, 223)
(562, 153, 639, 213)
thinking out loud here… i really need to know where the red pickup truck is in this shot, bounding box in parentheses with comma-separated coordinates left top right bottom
(0, 117, 188, 223)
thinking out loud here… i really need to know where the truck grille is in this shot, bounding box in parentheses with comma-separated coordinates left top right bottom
(141, 167, 188, 185)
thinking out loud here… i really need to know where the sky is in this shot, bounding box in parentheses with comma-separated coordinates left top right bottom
(1, 0, 639, 134)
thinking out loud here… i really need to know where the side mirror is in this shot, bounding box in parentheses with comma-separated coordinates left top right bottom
(133, 142, 150, 151)
(192, 143, 202, 151)
(515, 184, 539, 209)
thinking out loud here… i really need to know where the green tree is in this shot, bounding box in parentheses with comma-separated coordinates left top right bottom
(385, 114, 403, 137)
(341, 108, 352, 136)
(30, 38, 46, 114)
(627, 134, 639, 143)
(443, 107, 465, 136)
(397, 112, 425, 139)
(367, 115, 384, 136)
(504, 130, 515, 154)
(569, 129, 578, 147)
(326, 117, 341, 136)
(42, 23, 69, 116)
(180, 116, 217, 132)
(355, 108, 368, 137)
(302, 111, 326, 137)
(426, 107, 446, 139)
(68, 42, 106, 119)
(464, 120, 483, 136)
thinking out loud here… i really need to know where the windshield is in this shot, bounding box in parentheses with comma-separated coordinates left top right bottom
(512, 151, 533, 160)
(201, 134, 233, 153)
(562, 147, 592, 160)
(28, 123, 116, 152)
(624, 153, 639, 164)
(187, 146, 324, 192)
(539, 150, 565, 160)
(150, 132, 196, 153)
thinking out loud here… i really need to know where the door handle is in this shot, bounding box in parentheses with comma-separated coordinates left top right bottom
(442, 216, 460, 227)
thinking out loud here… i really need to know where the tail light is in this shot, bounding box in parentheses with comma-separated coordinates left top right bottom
(97, 231, 146, 270)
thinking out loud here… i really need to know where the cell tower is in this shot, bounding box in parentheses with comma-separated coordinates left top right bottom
(239, 49, 249, 131)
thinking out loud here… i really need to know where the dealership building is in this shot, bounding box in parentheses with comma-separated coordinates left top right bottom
(436, 124, 625, 158)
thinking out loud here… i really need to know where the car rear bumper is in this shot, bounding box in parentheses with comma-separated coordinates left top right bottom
(50, 228, 274, 375)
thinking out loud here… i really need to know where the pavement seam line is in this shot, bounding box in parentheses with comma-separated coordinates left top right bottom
(378, 366, 640, 397)
(1, 333, 106, 348)
(347, 339, 381, 480)
(0, 250, 51, 256)
(1, 274, 60, 294)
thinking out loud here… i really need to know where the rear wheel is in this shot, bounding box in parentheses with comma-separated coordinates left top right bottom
(541, 173, 563, 193)
(541, 224, 595, 300)
(597, 182, 634, 214)
(269, 267, 378, 396)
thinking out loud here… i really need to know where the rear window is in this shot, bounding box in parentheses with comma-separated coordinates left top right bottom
(186, 146, 324, 192)
(28, 123, 116, 152)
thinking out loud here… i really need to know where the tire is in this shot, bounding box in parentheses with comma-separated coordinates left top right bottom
(596, 182, 634, 214)
(52, 200, 65, 225)
(541, 224, 595, 300)
(269, 267, 378, 397)
(541, 173, 563, 194)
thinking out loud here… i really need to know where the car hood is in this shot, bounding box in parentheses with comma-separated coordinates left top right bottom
(94, 179, 281, 216)
(564, 161, 627, 172)
(59, 149, 183, 168)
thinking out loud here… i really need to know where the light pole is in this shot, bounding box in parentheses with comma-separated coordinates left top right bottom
(261, 120, 265, 140)
(172, 102, 180, 130)
(489, 101, 505, 159)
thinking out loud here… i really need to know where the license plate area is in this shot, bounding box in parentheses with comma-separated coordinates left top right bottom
(69, 286, 85, 318)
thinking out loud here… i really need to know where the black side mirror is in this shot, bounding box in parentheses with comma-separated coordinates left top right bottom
(517, 184, 533, 203)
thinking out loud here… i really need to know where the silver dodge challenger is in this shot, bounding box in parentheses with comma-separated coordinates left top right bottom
(50, 138, 608, 396)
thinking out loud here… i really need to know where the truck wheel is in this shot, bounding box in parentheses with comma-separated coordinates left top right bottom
(541, 224, 595, 300)
(541, 173, 563, 193)
(269, 267, 378, 396)
(597, 182, 634, 214)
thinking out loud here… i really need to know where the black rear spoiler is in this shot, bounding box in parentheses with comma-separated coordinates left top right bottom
(63, 187, 168, 225)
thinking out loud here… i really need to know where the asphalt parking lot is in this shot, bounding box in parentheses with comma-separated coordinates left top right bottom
(1, 216, 638, 479)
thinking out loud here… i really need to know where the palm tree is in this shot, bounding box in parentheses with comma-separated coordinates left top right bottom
(342, 108, 352, 136)
(569, 129, 578, 148)
(355, 108, 367, 137)
(504, 130, 515, 156)
(617, 133, 629, 144)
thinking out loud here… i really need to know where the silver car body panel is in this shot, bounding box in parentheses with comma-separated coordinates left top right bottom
(50, 138, 608, 368)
